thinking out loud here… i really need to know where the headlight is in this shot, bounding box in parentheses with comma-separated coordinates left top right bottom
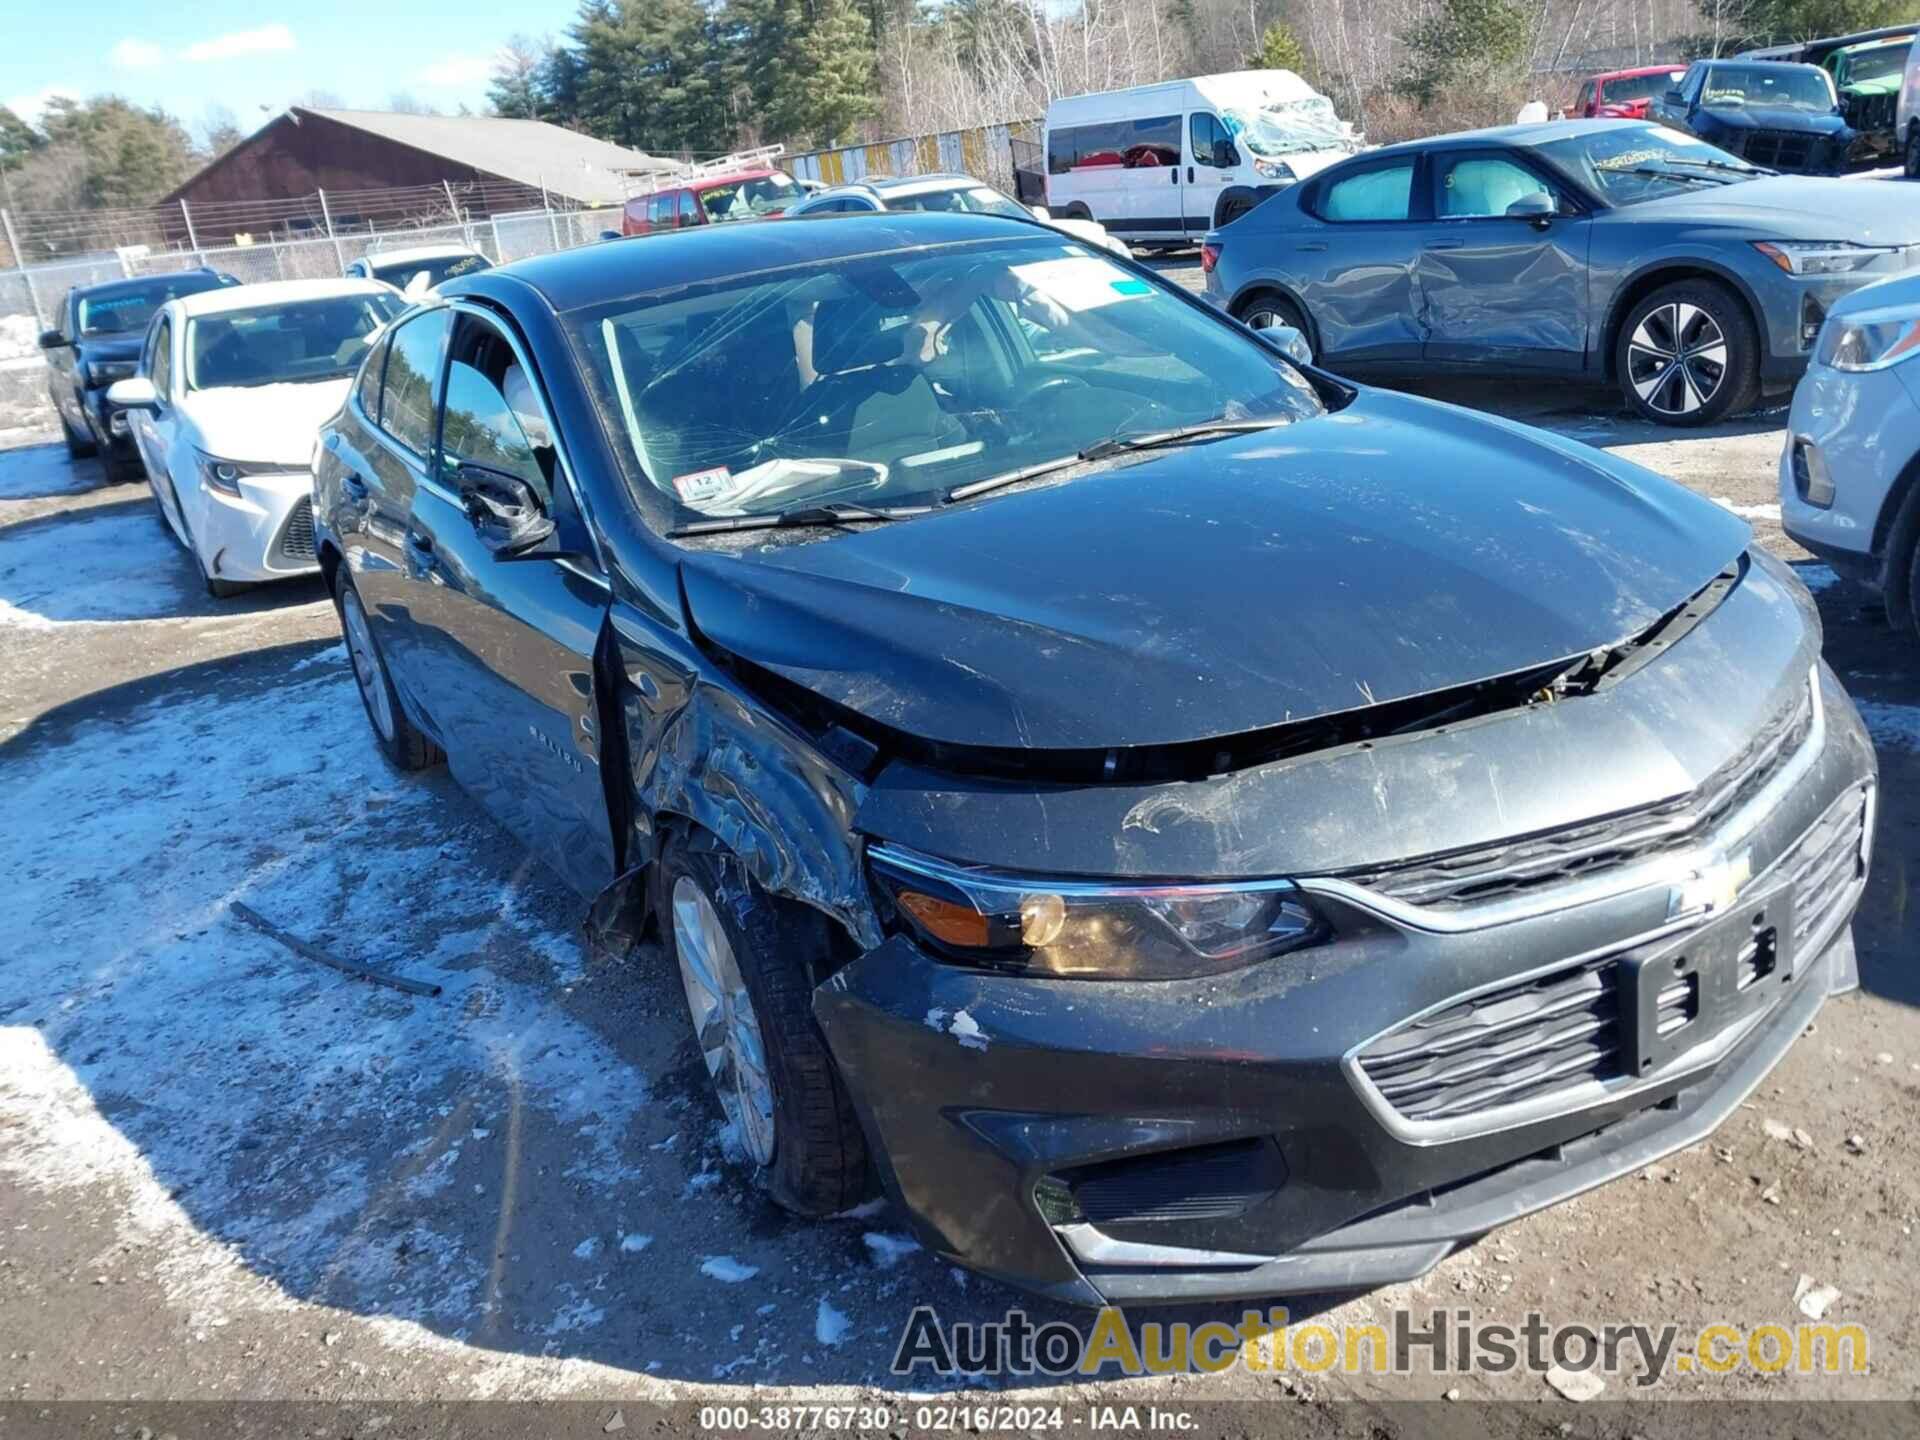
(869, 845, 1328, 980)
(1251, 158, 1296, 182)
(195, 449, 283, 496)
(1752, 240, 1896, 276)
(1817, 303, 1920, 371)
(85, 360, 137, 388)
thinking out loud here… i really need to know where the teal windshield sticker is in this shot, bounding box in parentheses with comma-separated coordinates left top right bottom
(1111, 279, 1152, 296)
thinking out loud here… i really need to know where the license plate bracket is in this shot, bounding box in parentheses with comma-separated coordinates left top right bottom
(1620, 887, 1796, 1077)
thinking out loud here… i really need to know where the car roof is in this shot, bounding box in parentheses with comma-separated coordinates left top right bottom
(70, 268, 224, 301)
(1702, 58, 1827, 73)
(1835, 35, 1911, 52)
(1370, 117, 1649, 155)
(361, 244, 483, 266)
(806, 173, 977, 204)
(451, 212, 1060, 316)
(172, 277, 396, 318)
(687, 168, 782, 190)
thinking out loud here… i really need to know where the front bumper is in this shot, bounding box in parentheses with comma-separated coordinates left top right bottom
(193, 470, 322, 583)
(816, 668, 1876, 1307)
(1779, 356, 1920, 589)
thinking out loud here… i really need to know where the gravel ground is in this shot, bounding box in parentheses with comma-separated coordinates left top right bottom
(1, 326, 1916, 1431)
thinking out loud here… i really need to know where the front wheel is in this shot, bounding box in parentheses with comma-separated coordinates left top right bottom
(1615, 281, 1759, 426)
(62, 411, 97, 460)
(661, 835, 869, 1216)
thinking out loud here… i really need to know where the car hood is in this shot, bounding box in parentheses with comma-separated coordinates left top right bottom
(678, 390, 1751, 754)
(75, 335, 143, 364)
(181, 378, 353, 467)
(1696, 103, 1849, 133)
(1629, 175, 1917, 239)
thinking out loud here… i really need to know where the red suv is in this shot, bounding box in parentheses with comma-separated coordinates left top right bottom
(1572, 64, 1690, 120)
(622, 168, 803, 236)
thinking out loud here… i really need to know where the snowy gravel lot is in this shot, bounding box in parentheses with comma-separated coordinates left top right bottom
(1, 340, 1917, 1423)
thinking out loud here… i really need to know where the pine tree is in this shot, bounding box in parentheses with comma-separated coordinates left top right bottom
(1250, 22, 1310, 77)
(770, 0, 880, 146)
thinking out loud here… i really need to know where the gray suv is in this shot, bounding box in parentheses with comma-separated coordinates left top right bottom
(1782, 268, 1920, 640)
(1202, 119, 1920, 425)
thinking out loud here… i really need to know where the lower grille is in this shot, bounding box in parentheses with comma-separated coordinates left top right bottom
(278, 498, 316, 562)
(1066, 1139, 1284, 1225)
(1357, 785, 1867, 1127)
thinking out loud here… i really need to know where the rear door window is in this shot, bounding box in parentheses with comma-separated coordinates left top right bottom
(356, 333, 392, 421)
(1316, 161, 1417, 222)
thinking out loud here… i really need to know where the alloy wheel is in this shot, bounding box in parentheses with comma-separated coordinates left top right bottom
(341, 591, 395, 743)
(672, 876, 777, 1167)
(1244, 305, 1312, 358)
(1627, 302, 1728, 418)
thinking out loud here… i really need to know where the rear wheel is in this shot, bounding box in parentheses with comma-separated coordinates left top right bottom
(660, 834, 870, 1216)
(335, 574, 437, 770)
(1237, 291, 1313, 360)
(1615, 280, 1759, 427)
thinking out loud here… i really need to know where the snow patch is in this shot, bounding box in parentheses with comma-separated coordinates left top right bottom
(863, 1232, 922, 1269)
(815, 1298, 852, 1347)
(0, 441, 97, 500)
(289, 642, 347, 671)
(0, 505, 200, 624)
(618, 1232, 653, 1254)
(700, 1255, 760, 1284)
(1711, 495, 1782, 522)
(572, 1236, 601, 1260)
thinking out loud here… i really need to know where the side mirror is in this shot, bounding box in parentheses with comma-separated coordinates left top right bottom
(1664, 89, 1684, 105)
(38, 329, 67, 349)
(1506, 191, 1558, 226)
(1028, 204, 1052, 221)
(458, 464, 555, 558)
(106, 376, 160, 412)
(1254, 323, 1313, 366)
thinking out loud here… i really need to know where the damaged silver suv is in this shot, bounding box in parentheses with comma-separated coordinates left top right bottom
(312, 214, 1876, 1306)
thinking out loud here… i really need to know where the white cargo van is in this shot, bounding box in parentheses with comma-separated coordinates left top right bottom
(1043, 70, 1362, 244)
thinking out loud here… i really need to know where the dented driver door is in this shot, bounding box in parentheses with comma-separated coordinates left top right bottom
(401, 307, 618, 900)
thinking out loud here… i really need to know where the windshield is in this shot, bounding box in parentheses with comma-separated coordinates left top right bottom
(700, 174, 799, 221)
(76, 275, 222, 337)
(886, 186, 1029, 218)
(1840, 43, 1909, 85)
(1601, 71, 1684, 104)
(1701, 64, 1835, 110)
(1536, 125, 1762, 205)
(370, 252, 492, 291)
(186, 293, 404, 391)
(569, 235, 1324, 532)
(1222, 97, 1351, 157)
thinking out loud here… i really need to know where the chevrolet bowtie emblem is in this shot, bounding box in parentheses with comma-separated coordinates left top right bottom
(1671, 849, 1753, 920)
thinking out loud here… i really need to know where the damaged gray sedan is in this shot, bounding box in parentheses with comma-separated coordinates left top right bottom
(311, 213, 1876, 1306)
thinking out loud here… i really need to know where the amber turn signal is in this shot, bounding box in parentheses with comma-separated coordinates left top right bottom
(895, 889, 992, 948)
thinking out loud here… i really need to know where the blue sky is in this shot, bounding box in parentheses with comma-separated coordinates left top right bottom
(1, 2, 581, 143)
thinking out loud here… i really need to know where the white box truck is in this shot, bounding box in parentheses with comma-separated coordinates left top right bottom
(1043, 70, 1363, 246)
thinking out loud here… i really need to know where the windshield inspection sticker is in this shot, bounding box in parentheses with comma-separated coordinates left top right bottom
(673, 466, 735, 505)
(1011, 257, 1149, 312)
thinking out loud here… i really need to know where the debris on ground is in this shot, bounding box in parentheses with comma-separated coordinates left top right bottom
(1846, 1134, 1868, 1154)
(1795, 1275, 1842, 1320)
(1544, 1364, 1605, 1401)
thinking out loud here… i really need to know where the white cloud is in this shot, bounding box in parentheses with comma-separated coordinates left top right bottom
(5, 85, 79, 126)
(181, 23, 295, 64)
(416, 52, 501, 89)
(110, 38, 167, 70)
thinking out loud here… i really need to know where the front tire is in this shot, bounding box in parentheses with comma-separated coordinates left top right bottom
(62, 411, 97, 460)
(334, 574, 437, 771)
(660, 834, 869, 1216)
(1615, 280, 1759, 426)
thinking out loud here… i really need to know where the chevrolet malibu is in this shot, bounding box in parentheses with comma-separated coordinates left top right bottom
(311, 215, 1875, 1305)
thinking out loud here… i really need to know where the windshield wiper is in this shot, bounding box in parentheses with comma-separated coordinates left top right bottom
(945, 418, 1288, 505)
(667, 501, 930, 537)
(1662, 156, 1772, 177)
(1076, 418, 1288, 462)
(1619, 165, 1726, 187)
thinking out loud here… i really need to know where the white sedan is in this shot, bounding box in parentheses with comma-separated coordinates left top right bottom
(109, 278, 405, 597)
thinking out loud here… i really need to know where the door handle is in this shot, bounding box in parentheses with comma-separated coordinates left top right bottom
(1296, 242, 1328, 252)
(1187, 166, 1194, 184)
(406, 529, 434, 557)
(1428, 240, 1466, 251)
(341, 471, 368, 499)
